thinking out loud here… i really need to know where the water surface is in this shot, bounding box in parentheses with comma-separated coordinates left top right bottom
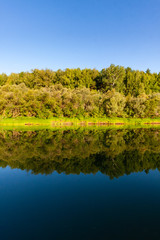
(0, 128, 160, 240)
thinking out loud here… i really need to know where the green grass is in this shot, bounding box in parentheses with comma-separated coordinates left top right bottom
(0, 116, 160, 128)
(0, 117, 52, 126)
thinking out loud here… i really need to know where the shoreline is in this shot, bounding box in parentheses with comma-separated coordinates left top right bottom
(0, 117, 160, 127)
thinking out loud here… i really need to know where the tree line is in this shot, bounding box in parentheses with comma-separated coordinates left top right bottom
(0, 65, 160, 118)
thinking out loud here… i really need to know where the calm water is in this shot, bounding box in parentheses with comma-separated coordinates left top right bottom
(0, 128, 160, 240)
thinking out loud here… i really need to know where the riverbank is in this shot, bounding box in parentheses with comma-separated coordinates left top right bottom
(0, 117, 160, 127)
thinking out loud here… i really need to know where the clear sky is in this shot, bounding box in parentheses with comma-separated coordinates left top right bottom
(0, 0, 160, 74)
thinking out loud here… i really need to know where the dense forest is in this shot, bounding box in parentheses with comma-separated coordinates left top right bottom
(0, 65, 160, 118)
(0, 129, 160, 178)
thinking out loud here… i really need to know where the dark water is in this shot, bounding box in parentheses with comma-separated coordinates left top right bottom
(0, 128, 160, 240)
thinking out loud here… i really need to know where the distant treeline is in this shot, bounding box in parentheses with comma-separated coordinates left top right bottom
(0, 65, 160, 118)
(0, 129, 160, 178)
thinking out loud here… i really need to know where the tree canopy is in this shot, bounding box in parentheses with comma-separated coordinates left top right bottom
(0, 65, 160, 118)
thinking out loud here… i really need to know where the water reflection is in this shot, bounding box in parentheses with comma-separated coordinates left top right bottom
(0, 128, 159, 178)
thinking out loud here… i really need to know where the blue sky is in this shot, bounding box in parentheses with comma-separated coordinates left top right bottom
(0, 0, 160, 74)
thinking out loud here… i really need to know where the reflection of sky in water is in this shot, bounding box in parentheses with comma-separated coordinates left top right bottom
(0, 128, 160, 239)
(0, 166, 160, 240)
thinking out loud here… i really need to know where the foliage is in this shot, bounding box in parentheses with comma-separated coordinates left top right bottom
(0, 64, 160, 118)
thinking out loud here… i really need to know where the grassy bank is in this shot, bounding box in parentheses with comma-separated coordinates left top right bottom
(52, 117, 160, 126)
(0, 117, 160, 127)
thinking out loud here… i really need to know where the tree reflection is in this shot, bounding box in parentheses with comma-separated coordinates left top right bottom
(0, 128, 159, 178)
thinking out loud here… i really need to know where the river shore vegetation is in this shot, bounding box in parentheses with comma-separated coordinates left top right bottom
(0, 65, 160, 120)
